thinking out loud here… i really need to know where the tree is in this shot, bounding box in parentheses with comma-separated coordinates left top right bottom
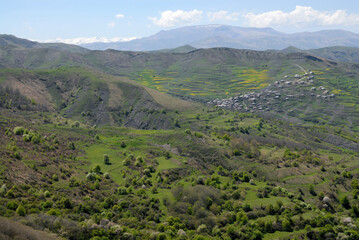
(103, 154, 110, 165)
(265, 221, 274, 233)
(16, 204, 26, 216)
(309, 184, 316, 196)
(242, 173, 250, 182)
(341, 195, 351, 209)
(282, 219, 292, 232)
(93, 164, 101, 174)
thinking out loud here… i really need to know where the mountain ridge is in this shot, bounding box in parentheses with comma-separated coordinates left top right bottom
(0, 34, 89, 53)
(81, 24, 359, 51)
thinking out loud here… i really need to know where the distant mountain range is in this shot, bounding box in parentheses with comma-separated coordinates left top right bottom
(81, 24, 359, 51)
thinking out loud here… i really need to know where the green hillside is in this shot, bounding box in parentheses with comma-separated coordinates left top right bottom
(0, 67, 194, 129)
(0, 35, 359, 239)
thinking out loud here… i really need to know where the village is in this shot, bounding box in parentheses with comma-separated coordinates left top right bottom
(208, 67, 335, 113)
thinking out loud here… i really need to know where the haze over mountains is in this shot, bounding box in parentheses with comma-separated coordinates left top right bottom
(81, 24, 359, 51)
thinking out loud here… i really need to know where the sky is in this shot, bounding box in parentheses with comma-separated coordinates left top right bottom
(1, 0, 359, 44)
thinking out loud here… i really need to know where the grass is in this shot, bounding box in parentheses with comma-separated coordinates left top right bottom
(132, 65, 274, 100)
(156, 157, 180, 171)
(79, 128, 185, 185)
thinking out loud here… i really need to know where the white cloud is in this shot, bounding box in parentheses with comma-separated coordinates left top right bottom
(108, 22, 115, 28)
(244, 6, 359, 28)
(149, 9, 203, 27)
(207, 11, 239, 22)
(115, 14, 125, 19)
(39, 37, 138, 45)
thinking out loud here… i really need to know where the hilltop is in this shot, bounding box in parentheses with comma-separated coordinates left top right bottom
(274, 46, 359, 64)
(0, 34, 88, 53)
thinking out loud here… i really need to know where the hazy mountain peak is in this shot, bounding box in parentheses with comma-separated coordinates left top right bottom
(81, 24, 359, 51)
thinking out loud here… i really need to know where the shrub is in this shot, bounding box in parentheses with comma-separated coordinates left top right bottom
(103, 154, 110, 165)
(44, 190, 51, 198)
(68, 142, 76, 150)
(13, 127, 24, 135)
(233, 149, 241, 156)
(164, 151, 171, 159)
(118, 187, 128, 195)
(341, 196, 351, 209)
(222, 134, 230, 141)
(0, 184, 7, 196)
(16, 205, 26, 216)
(157, 233, 167, 240)
(7, 201, 18, 210)
(242, 174, 250, 182)
(13, 151, 21, 159)
(151, 187, 158, 194)
(174, 119, 180, 128)
(194, 132, 203, 138)
(72, 121, 80, 128)
(243, 203, 252, 212)
(134, 160, 142, 167)
(123, 158, 131, 166)
(309, 185, 316, 196)
(6, 190, 15, 198)
(52, 174, 59, 181)
(69, 177, 79, 187)
(31, 135, 41, 144)
(196, 176, 205, 185)
(104, 172, 110, 179)
(120, 141, 126, 148)
(60, 198, 73, 209)
(232, 190, 241, 200)
(282, 219, 292, 232)
(136, 156, 143, 163)
(94, 180, 100, 190)
(197, 224, 208, 234)
(86, 172, 97, 181)
(92, 164, 101, 174)
(143, 168, 151, 177)
(265, 221, 274, 233)
(23, 134, 31, 142)
(47, 208, 61, 216)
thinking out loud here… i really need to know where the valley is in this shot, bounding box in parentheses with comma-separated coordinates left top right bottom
(0, 35, 359, 240)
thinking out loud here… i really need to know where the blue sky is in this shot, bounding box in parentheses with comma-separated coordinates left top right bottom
(1, 0, 359, 44)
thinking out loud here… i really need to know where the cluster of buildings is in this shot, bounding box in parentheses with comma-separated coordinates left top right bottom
(209, 70, 335, 113)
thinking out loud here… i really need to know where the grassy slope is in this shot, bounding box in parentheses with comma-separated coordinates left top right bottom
(0, 67, 195, 129)
(2, 44, 359, 129)
(1, 40, 359, 239)
(0, 94, 359, 239)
